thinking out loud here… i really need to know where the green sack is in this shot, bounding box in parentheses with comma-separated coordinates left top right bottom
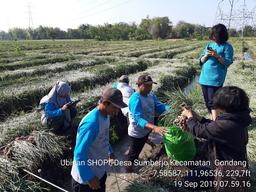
(163, 126, 196, 161)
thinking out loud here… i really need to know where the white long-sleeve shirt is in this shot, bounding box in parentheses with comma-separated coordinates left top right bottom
(115, 82, 134, 116)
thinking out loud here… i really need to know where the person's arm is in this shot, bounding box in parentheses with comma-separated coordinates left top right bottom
(211, 44, 233, 67)
(144, 122, 166, 136)
(153, 94, 171, 115)
(44, 103, 63, 118)
(129, 94, 166, 135)
(73, 120, 98, 183)
(222, 44, 234, 67)
(210, 50, 225, 65)
(108, 144, 113, 155)
(129, 93, 166, 136)
(186, 117, 219, 140)
(181, 108, 216, 139)
(198, 44, 209, 65)
(129, 93, 148, 129)
(200, 54, 209, 64)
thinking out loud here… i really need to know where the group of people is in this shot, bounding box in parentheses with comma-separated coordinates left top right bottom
(70, 73, 171, 191)
(39, 24, 251, 192)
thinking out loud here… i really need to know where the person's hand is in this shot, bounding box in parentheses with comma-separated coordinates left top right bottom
(181, 108, 193, 119)
(152, 126, 167, 136)
(207, 49, 219, 58)
(61, 104, 68, 111)
(201, 51, 213, 63)
(205, 50, 212, 57)
(109, 153, 116, 160)
(88, 176, 100, 190)
(109, 153, 116, 166)
(210, 50, 218, 57)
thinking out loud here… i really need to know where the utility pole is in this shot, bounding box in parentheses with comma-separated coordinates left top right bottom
(28, 2, 33, 29)
(27, 2, 33, 39)
(227, 0, 235, 29)
(242, 0, 245, 37)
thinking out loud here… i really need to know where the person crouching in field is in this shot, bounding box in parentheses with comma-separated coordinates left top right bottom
(181, 86, 251, 191)
(126, 74, 171, 173)
(71, 88, 127, 192)
(40, 81, 77, 134)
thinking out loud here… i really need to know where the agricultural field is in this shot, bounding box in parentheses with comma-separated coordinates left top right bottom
(0, 38, 255, 192)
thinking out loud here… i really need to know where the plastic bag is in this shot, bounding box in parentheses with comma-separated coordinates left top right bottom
(163, 126, 196, 161)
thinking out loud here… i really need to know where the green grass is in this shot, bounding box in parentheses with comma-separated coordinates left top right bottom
(0, 60, 148, 120)
(0, 56, 75, 71)
(142, 43, 204, 58)
(0, 57, 115, 84)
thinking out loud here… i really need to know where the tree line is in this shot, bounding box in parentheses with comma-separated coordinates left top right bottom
(0, 16, 255, 41)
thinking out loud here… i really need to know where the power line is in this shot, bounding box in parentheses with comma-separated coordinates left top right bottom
(73, 0, 133, 22)
(214, 0, 255, 32)
(73, 0, 114, 20)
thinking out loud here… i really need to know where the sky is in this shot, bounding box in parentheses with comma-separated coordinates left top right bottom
(0, 0, 255, 32)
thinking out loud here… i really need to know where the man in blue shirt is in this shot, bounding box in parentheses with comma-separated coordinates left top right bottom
(71, 88, 127, 192)
(126, 74, 171, 172)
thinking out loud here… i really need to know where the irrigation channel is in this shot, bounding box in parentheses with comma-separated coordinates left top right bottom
(48, 75, 199, 192)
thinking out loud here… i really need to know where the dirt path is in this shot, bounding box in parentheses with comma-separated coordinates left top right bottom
(105, 132, 162, 192)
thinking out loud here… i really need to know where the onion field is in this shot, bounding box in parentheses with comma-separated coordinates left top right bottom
(0, 38, 255, 192)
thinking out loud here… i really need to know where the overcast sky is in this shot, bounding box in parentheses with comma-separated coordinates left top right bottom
(0, 0, 255, 32)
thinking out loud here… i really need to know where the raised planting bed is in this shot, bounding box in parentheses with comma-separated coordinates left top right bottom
(0, 60, 148, 120)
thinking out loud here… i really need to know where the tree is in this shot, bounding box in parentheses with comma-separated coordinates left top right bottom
(173, 21, 195, 38)
(34, 26, 48, 39)
(8, 28, 28, 40)
(243, 25, 255, 37)
(194, 25, 209, 39)
(228, 28, 239, 37)
(139, 16, 172, 39)
(78, 24, 92, 39)
(0, 31, 10, 40)
(4, 17, 251, 41)
(131, 27, 152, 40)
(154, 17, 172, 38)
(111, 22, 136, 40)
(67, 28, 81, 39)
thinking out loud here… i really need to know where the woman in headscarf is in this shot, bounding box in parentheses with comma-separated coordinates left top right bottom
(40, 81, 77, 133)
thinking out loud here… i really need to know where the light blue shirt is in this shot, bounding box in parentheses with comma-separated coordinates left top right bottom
(112, 83, 118, 89)
(128, 91, 171, 138)
(71, 108, 112, 184)
(44, 96, 72, 118)
(198, 41, 233, 87)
